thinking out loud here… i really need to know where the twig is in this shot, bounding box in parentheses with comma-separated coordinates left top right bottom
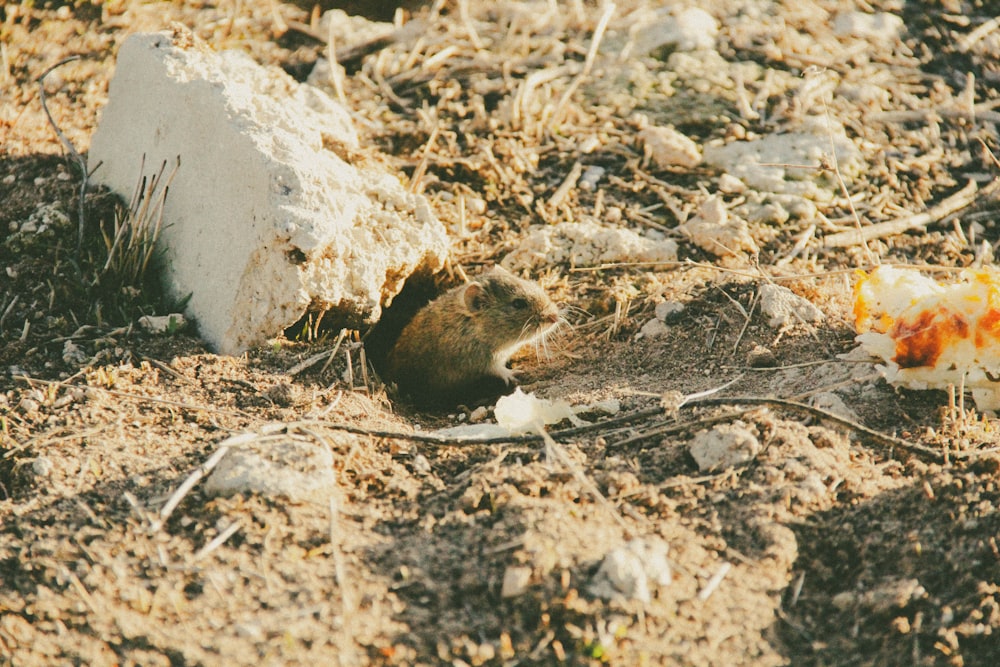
(685, 396, 959, 462)
(148, 436, 239, 533)
(822, 95, 874, 264)
(191, 520, 243, 562)
(547, 160, 583, 209)
(549, 2, 615, 128)
(958, 17, 1000, 53)
(38, 56, 88, 256)
(823, 180, 989, 248)
(698, 562, 732, 601)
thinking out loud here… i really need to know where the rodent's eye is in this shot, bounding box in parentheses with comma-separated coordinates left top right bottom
(511, 297, 529, 310)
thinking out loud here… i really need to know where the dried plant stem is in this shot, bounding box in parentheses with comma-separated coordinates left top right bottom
(824, 179, 989, 248)
(37, 56, 88, 255)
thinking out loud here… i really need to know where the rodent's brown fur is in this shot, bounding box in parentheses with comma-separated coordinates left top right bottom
(385, 267, 560, 404)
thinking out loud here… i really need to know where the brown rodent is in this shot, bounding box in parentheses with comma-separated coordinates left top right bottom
(384, 266, 561, 405)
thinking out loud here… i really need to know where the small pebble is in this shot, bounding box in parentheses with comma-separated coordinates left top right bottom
(747, 344, 777, 368)
(654, 300, 685, 322)
(500, 566, 532, 598)
(32, 457, 54, 477)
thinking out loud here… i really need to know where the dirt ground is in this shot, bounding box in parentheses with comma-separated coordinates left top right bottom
(4, 1, 1000, 665)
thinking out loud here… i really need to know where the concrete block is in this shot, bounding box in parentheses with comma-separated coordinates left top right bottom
(89, 31, 449, 354)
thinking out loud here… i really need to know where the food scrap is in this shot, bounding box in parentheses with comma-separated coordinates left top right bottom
(853, 266, 1000, 410)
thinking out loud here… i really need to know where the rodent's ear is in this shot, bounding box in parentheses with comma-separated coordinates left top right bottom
(462, 282, 486, 312)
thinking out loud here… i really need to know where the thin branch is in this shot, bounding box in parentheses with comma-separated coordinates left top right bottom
(823, 179, 993, 248)
(38, 56, 89, 256)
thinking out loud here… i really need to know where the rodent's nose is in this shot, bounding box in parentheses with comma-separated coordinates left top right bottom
(544, 311, 560, 324)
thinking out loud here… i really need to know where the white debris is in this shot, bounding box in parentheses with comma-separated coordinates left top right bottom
(500, 566, 533, 598)
(810, 392, 858, 421)
(138, 313, 187, 334)
(32, 457, 54, 478)
(655, 300, 686, 321)
(579, 165, 606, 191)
(758, 283, 824, 328)
(62, 340, 88, 365)
(589, 538, 672, 603)
(502, 219, 677, 271)
(204, 437, 342, 505)
(434, 389, 616, 439)
(639, 125, 702, 169)
(89, 32, 448, 355)
(688, 422, 760, 472)
(717, 173, 746, 194)
(630, 7, 719, 55)
(833, 12, 905, 41)
(676, 196, 757, 256)
(703, 119, 861, 199)
(832, 578, 926, 614)
(433, 423, 512, 440)
(494, 388, 582, 433)
(638, 318, 670, 339)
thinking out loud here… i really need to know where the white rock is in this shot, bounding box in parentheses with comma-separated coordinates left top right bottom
(758, 283, 823, 328)
(138, 313, 187, 334)
(703, 120, 861, 199)
(631, 7, 719, 55)
(579, 165, 606, 190)
(502, 218, 677, 271)
(810, 392, 858, 421)
(717, 173, 746, 194)
(204, 437, 342, 505)
(639, 125, 701, 169)
(655, 300, 685, 321)
(676, 196, 757, 256)
(62, 340, 88, 365)
(689, 422, 759, 472)
(833, 12, 904, 41)
(638, 317, 669, 339)
(32, 457, 54, 477)
(89, 32, 448, 354)
(588, 538, 671, 603)
(500, 566, 533, 598)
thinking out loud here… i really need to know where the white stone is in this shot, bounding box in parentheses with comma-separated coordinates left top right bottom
(501, 218, 677, 271)
(833, 12, 904, 41)
(579, 165, 606, 190)
(631, 7, 718, 55)
(204, 437, 341, 505)
(677, 196, 757, 256)
(759, 283, 823, 328)
(639, 125, 701, 169)
(500, 566, 533, 598)
(689, 422, 760, 472)
(89, 32, 449, 354)
(810, 392, 858, 421)
(138, 313, 187, 334)
(62, 340, 88, 365)
(32, 457, 54, 478)
(588, 538, 671, 603)
(638, 317, 669, 339)
(655, 300, 685, 321)
(703, 120, 861, 199)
